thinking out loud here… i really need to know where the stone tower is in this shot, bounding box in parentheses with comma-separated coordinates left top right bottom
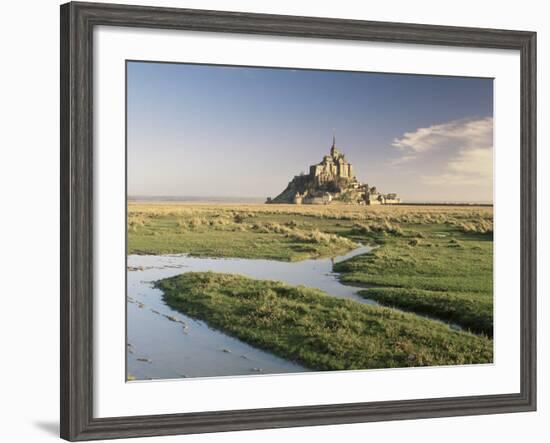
(330, 134, 339, 157)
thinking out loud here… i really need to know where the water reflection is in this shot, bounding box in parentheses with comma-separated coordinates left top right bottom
(127, 245, 373, 381)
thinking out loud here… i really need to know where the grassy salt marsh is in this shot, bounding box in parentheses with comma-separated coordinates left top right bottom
(129, 202, 493, 367)
(157, 272, 493, 370)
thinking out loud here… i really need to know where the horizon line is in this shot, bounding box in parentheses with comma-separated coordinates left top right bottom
(128, 195, 493, 205)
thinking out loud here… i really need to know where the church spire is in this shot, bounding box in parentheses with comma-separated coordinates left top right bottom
(331, 131, 336, 156)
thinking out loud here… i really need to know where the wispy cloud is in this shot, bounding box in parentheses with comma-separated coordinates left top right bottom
(390, 117, 493, 187)
(392, 117, 492, 153)
(422, 147, 493, 186)
(386, 154, 418, 166)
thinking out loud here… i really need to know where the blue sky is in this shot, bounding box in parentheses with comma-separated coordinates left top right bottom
(127, 61, 493, 202)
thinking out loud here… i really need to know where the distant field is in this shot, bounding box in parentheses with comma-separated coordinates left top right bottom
(129, 202, 493, 367)
(128, 202, 492, 258)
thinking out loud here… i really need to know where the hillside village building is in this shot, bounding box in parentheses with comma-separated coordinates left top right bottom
(267, 137, 400, 205)
(310, 142, 354, 183)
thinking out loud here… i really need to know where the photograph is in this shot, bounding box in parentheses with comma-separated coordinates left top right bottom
(126, 61, 495, 381)
(0, 0, 543, 441)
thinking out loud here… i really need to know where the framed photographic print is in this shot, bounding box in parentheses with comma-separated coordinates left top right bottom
(60, 1, 536, 441)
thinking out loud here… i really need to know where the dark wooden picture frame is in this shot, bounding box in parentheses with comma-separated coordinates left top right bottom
(60, 1, 536, 441)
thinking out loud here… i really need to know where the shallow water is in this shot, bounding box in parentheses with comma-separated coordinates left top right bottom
(127, 246, 374, 381)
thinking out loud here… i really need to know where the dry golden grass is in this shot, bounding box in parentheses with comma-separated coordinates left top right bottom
(128, 201, 492, 222)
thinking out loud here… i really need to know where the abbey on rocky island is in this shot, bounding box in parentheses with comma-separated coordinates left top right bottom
(266, 137, 400, 205)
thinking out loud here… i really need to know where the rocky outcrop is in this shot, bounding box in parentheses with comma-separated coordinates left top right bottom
(267, 138, 400, 205)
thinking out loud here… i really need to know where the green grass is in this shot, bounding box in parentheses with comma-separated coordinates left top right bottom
(334, 224, 493, 336)
(128, 207, 356, 261)
(157, 272, 493, 371)
(358, 288, 493, 336)
(130, 203, 494, 337)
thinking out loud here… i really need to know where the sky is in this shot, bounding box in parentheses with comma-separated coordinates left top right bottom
(127, 61, 493, 202)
